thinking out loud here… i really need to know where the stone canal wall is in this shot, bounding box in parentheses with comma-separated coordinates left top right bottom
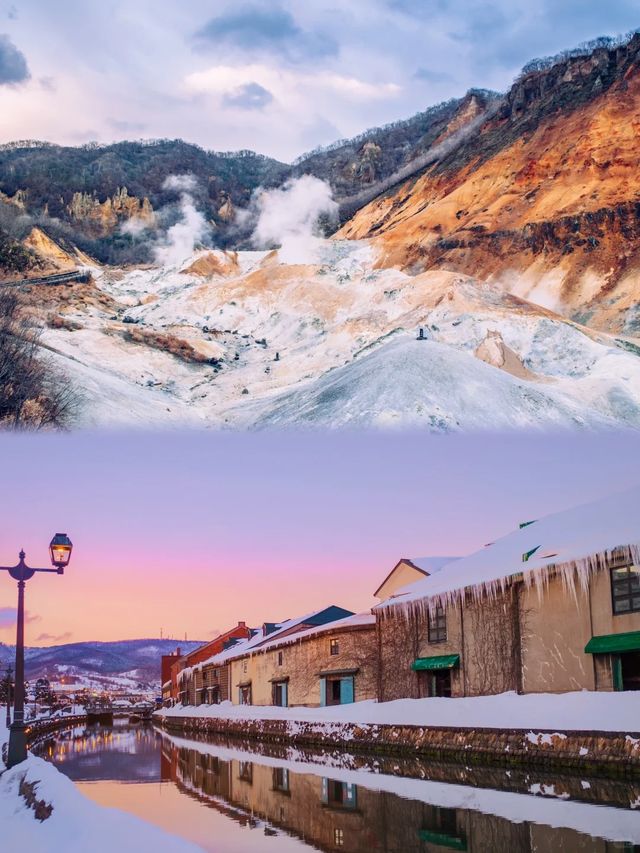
(25, 715, 88, 745)
(156, 713, 640, 778)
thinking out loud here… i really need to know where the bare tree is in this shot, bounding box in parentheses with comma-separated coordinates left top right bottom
(376, 611, 422, 701)
(465, 586, 528, 696)
(0, 288, 79, 428)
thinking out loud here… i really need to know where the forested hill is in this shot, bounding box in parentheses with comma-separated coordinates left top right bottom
(0, 89, 498, 265)
(0, 140, 289, 265)
(1, 31, 637, 270)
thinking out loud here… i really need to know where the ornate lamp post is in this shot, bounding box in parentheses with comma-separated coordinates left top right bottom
(3, 665, 12, 728)
(1, 533, 73, 768)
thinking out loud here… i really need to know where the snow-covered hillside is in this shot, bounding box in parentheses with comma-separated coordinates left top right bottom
(40, 239, 640, 430)
(0, 638, 203, 684)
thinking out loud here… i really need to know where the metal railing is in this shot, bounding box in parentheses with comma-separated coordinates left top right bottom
(0, 269, 91, 288)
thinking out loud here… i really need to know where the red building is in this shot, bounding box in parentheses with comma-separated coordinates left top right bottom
(162, 623, 252, 705)
(161, 647, 183, 705)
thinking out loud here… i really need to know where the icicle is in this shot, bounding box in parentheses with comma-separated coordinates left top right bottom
(381, 541, 640, 624)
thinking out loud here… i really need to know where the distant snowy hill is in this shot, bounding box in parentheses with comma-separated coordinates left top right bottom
(0, 639, 203, 683)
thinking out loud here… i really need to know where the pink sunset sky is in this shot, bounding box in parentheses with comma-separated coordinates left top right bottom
(0, 430, 639, 647)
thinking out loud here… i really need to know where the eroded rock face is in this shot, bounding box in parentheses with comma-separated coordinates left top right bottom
(67, 187, 154, 235)
(23, 227, 77, 269)
(0, 188, 28, 209)
(339, 35, 640, 332)
(217, 193, 235, 223)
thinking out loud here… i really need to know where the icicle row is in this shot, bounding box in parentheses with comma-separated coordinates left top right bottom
(379, 542, 640, 622)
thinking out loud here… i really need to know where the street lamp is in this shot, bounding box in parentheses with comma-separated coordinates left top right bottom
(3, 665, 12, 729)
(1, 533, 73, 768)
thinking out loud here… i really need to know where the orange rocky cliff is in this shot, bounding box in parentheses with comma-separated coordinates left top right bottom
(339, 34, 640, 334)
(67, 186, 155, 236)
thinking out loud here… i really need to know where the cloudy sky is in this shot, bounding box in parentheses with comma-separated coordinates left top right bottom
(0, 430, 639, 646)
(0, 0, 638, 160)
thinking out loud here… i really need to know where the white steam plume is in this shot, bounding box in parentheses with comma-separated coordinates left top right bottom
(154, 174, 210, 267)
(120, 216, 152, 237)
(250, 175, 338, 264)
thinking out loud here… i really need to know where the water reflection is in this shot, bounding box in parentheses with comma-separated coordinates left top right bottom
(36, 723, 640, 853)
(39, 720, 161, 782)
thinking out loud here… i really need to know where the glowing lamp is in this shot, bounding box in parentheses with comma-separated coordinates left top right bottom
(49, 533, 73, 571)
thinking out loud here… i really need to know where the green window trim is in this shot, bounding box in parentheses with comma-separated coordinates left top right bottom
(584, 630, 640, 655)
(418, 829, 467, 850)
(412, 654, 460, 671)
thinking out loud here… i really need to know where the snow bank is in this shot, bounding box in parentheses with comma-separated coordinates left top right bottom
(157, 689, 639, 733)
(379, 484, 640, 614)
(0, 755, 202, 853)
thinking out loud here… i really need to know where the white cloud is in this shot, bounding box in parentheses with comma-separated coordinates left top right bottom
(184, 63, 401, 106)
(1, 0, 638, 160)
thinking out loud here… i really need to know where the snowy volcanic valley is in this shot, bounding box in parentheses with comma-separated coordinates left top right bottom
(5, 34, 640, 430)
(36, 232, 640, 430)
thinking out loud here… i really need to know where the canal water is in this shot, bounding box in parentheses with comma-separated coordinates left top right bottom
(35, 721, 640, 852)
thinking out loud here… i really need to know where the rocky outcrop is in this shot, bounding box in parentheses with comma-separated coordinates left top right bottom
(475, 330, 537, 379)
(67, 187, 154, 236)
(217, 192, 235, 223)
(0, 188, 28, 209)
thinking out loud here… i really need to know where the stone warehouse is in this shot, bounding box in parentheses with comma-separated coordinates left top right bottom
(166, 487, 640, 709)
(375, 489, 640, 700)
(174, 606, 377, 709)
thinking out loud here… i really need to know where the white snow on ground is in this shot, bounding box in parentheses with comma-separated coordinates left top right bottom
(162, 731, 640, 844)
(0, 718, 202, 852)
(156, 689, 640, 733)
(379, 483, 640, 611)
(240, 335, 631, 429)
(40, 239, 640, 429)
(0, 756, 203, 853)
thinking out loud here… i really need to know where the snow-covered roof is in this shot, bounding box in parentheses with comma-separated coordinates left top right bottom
(188, 606, 359, 673)
(406, 556, 459, 573)
(248, 612, 375, 656)
(378, 485, 640, 614)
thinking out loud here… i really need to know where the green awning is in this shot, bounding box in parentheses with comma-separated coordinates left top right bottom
(418, 829, 467, 850)
(412, 654, 460, 671)
(585, 631, 640, 655)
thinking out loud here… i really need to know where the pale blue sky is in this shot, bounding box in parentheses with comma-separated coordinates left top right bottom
(0, 1, 637, 159)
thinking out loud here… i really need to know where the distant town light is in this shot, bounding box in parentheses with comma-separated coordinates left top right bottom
(50, 533, 73, 570)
